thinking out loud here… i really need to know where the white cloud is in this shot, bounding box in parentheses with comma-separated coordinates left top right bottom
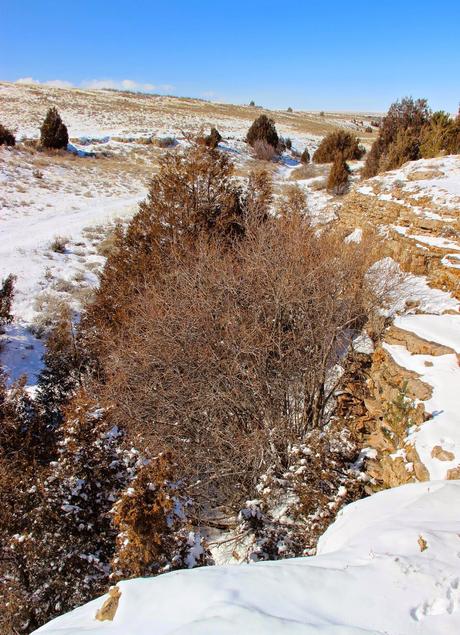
(15, 77, 173, 94)
(81, 78, 174, 93)
(16, 77, 40, 85)
(44, 79, 74, 89)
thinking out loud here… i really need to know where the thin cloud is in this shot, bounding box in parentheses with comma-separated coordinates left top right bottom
(15, 77, 174, 94)
(80, 78, 174, 93)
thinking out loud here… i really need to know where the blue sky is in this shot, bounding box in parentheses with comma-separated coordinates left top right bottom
(2, 0, 459, 112)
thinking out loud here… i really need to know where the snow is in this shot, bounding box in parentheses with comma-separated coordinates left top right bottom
(344, 227, 362, 243)
(0, 193, 142, 387)
(34, 480, 460, 635)
(383, 343, 460, 479)
(393, 314, 460, 353)
(359, 155, 460, 212)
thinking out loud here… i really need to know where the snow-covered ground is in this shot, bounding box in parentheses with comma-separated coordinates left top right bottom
(358, 155, 460, 214)
(34, 480, 460, 634)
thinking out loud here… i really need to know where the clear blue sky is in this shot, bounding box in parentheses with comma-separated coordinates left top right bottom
(2, 0, 459, 112)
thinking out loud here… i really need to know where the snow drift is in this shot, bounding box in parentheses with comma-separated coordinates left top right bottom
(34, 480, 460, 634)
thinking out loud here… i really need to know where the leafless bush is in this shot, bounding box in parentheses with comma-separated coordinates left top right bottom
(252, 139, 277, 161)
(50, 235, 68, 254)
(99, 217, 383, 511)
(152, 136, 176, 148)
(310, 178, 327, 191)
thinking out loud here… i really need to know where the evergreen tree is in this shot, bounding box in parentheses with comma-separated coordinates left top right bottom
(300, 148, 310, 164)
(313, 130, 364, 163)
(40, 107, 69, 150)
(111, 453, 212, 581)
(1, 392, 137, 631)
(0, 124, 15, 146)
(205, 127, 222, 149)
(0, 274, 15, 332)
(246, 115, 279, 149)
(327, 154, 351, 195)
(36, 306, 83, 428)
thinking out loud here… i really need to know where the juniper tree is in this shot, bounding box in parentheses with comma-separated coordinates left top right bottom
(0, 124, 15, 146)
(327, 154, 351, 195)
(40, 107, 69, 150)
(246, 114, 279, 150)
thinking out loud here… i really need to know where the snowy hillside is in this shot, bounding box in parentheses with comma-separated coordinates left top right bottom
(33, 480, 460, 635)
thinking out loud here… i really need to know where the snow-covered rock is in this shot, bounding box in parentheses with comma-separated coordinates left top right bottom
(34, 480, 460, 634)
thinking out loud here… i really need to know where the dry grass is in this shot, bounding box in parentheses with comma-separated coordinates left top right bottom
(289, 163, 328, 181)
(0, 81, 380, 143)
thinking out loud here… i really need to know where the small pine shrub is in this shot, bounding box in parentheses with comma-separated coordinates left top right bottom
(205, 127, 222, 149)
(0, 274, 15, 333)
(313, 130, 364, 163)
(381, 128, 421, 172)
(40, 107, 69, 150)
(287, 107, 293, 113)
(327, 154, 351, 195)
(111, 453, 212, 581)
(300, 148, 310, 164)
(362, 97, 430, 178)
(246, 115, 279, 150)
(249, 100, 256, 107)
(444, 119, 460, 155)
(0, 124, 15, 146)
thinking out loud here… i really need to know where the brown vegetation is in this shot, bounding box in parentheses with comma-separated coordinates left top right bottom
(0, 124, 15, 146)
(327, 154, 351, 194)
(313, 130, 364, 163)
(40, 107, 69, 150)
(246, 114, 279, 151)
(98, 214, 380, 510)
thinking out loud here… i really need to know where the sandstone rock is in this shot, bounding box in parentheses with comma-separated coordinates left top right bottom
(446, 466, 460, 480)
(385, 326, 455, 356)
(431, 445, 455, 462)
(406, 169, 444, 181)
(95, 586, 121, 622)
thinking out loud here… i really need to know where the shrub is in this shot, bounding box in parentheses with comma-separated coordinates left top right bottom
(0, 124, 15, 146)
(152, 136, 176, 148)
(443, 118, 460, 154)
(300, 148, 310, 164)
(381, 128, 421, 171)
(40, 107, 69, 150)
(0, 274, 15, 333)
(253, 139, 277, 161)
(249, 100, 255, 107)
(327, 154, 351, 194)
(50, 235, 68, 253)
(36, 305, 83, 427)
(280, 184, 307, 216)
(82, 144, 273, 353)
(246, 114, 279, 150)
(365, 126, 373, 133)
(204, 127, 222, 149)
(0, 392, 136, 632)
(420, 111, 452, 158)
(362, 97, 430, 177)
(287, 107, 293, 113)
(98, 216, 380, 510)
(111, 453, 211, 581)
(313, 130, 364, 163)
